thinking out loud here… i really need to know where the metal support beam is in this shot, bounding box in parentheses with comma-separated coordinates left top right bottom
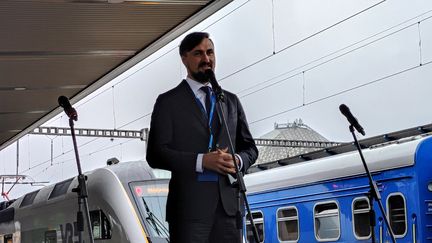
(30, 127, 340, 149)
(29, 127, 147, 140)
(0, 175, 48, 186)
(1, 181, 49, 185)
(254, 138, 341, 148)
(0, 175, 27, 180)
(1, 175, 49, 201)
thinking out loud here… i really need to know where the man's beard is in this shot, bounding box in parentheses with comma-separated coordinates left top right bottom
(191, 70, 210, 84)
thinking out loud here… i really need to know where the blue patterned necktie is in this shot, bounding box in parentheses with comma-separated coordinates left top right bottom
(200, 86, 212, 119)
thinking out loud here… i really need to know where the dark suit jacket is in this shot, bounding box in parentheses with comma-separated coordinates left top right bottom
(146, 80, 258, 222)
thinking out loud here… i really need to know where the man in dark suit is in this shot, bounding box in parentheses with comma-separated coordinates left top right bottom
(146, 32, 258, 243)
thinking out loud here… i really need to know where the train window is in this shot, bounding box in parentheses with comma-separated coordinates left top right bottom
(387, 193, 407, 237)
(245, 211, 264, 243)
(352, 197, 371, 239)
(277, 206, 299, 242)
(20, 190, 40, 207)
(4, 234, 13, 243)
(90, 210, 112, 240)
(0, 208, 15, 224)
(314, 201, 340, 241)
(49, 178, 73, 199)
(44, 230, 57, 243)
(129, 180, 170, 239)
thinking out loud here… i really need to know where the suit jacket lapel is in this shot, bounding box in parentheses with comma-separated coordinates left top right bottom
(178, 80, 208, 129)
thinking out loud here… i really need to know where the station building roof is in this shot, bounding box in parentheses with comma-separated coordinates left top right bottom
(256, 119, 330, 165)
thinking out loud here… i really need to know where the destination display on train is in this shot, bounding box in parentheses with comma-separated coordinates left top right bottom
(133, 180, 168, 197)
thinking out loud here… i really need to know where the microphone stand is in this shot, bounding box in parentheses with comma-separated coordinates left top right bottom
(347, 125, 396, 243)
(212, 87, 260, 243)
(60, 98, 95, 243)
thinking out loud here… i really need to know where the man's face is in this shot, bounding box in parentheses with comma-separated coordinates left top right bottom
(181, 38, 215, 84)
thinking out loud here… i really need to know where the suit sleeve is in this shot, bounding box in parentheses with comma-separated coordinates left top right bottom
(234, 95, 258, 172)
(146, 95, 197, 175)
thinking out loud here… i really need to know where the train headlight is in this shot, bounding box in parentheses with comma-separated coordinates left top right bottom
(429, 182, 432, 192)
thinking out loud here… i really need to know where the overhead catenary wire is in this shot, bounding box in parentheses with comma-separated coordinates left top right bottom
(19, 137, 100, 174)
(23, 135, 135, 176)
(248, 60, 432, 125)
(117, 112, 152, 130)
(33, 138, 135, 180)
(201, 0, 251, 31)
(241, 14, 432, 126)
(217, 0, 388, 83)
(236, 11, 432, 97)
(239, 17, 430, 99)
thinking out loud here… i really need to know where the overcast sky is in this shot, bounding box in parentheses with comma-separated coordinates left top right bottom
(1, 0, 432, 200)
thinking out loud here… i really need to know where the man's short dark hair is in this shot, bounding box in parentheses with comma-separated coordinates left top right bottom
(179, 32, 211, 56)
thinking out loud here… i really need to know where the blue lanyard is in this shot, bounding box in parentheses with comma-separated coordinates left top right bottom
(195, 92, 216, 151)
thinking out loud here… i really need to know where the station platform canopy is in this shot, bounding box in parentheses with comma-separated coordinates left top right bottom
(0, 0, 232, 150)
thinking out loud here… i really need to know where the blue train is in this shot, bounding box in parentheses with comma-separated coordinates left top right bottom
(244, 128, 432, 242)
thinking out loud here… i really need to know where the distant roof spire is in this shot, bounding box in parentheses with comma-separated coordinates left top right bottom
(274, 119, 309, 130)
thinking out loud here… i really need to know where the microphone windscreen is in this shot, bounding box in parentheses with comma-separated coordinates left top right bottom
(339, 104, 349, 115)
(58, 96, 71, 109)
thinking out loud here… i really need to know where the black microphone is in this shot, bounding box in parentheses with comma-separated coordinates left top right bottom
(339, 104, 365, 136)
(58, 95, 72, 110)
(58, 96, 78, 121)
(204, 69, 222, 95)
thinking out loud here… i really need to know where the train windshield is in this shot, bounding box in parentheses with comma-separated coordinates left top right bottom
(129, 179, 169, 241)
